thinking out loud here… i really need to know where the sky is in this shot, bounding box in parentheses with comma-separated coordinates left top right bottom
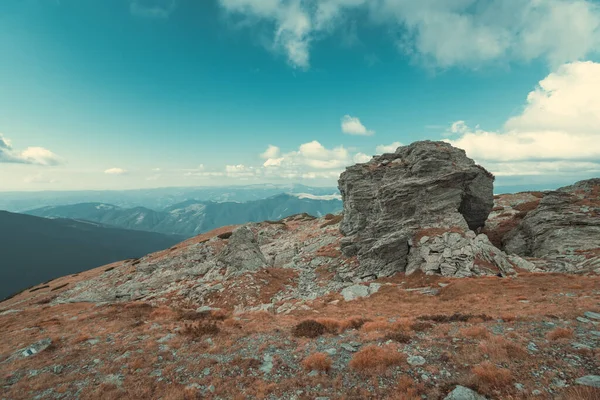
(1, 0, 600, 192)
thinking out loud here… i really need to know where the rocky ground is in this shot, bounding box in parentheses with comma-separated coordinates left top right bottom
(1, 142, 599, 399)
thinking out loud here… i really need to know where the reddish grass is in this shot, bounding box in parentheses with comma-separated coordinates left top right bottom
(302, 352, 332, 373)
(471, 361, 513, 391)
(546, 327, 574, 341)
(292, 320, 326, 338)
(559, 386, 600, 400)
(349, 345, 406, 373)
(478, 336, 528, 363)
(459, 326, 489, 339)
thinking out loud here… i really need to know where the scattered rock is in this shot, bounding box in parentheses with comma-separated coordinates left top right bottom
(407, 355, 426, 366)
(576, 375, 600, 388)
(444, 385, 487, 400)
(341, 284, 371, 301)
(584, 311, 600, 321)
(504, 179, 600, 273)
(18, 339, 52, 359)
(260, 354, 273, 374)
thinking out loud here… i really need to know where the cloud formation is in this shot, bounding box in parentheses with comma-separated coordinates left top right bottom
(0, 134, 62, 166)
(104, 168, 128, 175)
(130, 0, 176, 18)
(341, 115, 374, 136)
(375, 141, 402, 154)
(446, 61, 600, 177)
(218, 0, 600, 69)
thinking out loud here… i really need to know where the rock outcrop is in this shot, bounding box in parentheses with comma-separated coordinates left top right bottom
(504, 178, 600, 273)
(338, 140, 517, 278)
(216, 226, 267, 274)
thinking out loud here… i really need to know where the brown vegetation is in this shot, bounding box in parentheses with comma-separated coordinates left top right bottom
(349, 345, 406, 373)
(292, 320, 326, 338)
(301, 352, 332, 373)
(546, 327, 574, 341)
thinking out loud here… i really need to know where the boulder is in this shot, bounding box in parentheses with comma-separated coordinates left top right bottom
(216, 226, 267, 273)
(444, 385, 487, 400)
(504, 178, 600, 273)
(338, 140, 514, 278)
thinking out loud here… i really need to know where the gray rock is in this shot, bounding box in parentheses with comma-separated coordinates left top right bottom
(576, 375, 600, 388)
(577, 317, 592, 323)
(18, 339, 53, 359)
(504, 179, 600, 273)
(324, 348, 337, 356)
(584, 311, 600, 320)
(260, 354, 273, 374)
(341, 343, 358, 352)
(407, 355, 426, 366)
(444, 385, 487, 400)
(338, 141, 509, 279)
(341, 284, 370, 301)
(527, 342, 539, 353)
(216, 226, 267, 273)
(590, 331, 600, 337)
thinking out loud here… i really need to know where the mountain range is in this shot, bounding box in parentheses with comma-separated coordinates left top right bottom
(24, 193, 343, 237)
(0, 211, 182, 300)
(0, 184, 339, 212)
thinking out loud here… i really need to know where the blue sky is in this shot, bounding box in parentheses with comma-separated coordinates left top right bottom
(1, 0, 599, 191)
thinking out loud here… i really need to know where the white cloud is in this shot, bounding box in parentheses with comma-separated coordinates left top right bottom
(341, 115, 375, 136)
(375, 141, 402, 154)
(0, 134, 62, 166)
(446, 61, 600, 177)
(24, 174, 57, 184)
(225, 164, 256, 177)
(260, 145, 281, 159)
(104, 168, 128, 175)
(130, 0, 176, 18)
(218, 0, 600, 69)
(353, 152, 371, 163)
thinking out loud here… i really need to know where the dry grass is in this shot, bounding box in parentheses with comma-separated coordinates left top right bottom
(559, 386, 600, 400)
(546, 327, 574, 341)
(349, 345, 406, 373)
(478, 336, 528, 363)
(471, 361, 513, 391)
(459, 326, 489, 339)
(302, 352, 332, 373)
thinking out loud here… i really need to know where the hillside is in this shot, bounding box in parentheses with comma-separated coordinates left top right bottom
(1, 142, 598, 400)
(25, 194, 343, 237)
(0, 211, 182, 300)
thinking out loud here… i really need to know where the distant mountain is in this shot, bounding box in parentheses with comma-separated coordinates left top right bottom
(25, 193, 343, 237)
(0, 211, 182, 300)
(0, 184, 340, 212)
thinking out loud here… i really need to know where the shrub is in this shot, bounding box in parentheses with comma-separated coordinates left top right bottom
(362, 320, 391, 332)
(471, 362, 512, 390)
(292, 320, 326, 338)
(410, 321, 433, 332)
(302, 352, 332, 373)
(418, 313, 492, 323)
(384, 332, 412, 344)
(560, 386, 600, 400)
(349, 345, 406, 373)
(459, 326, 489, 339)
(546, 328, 574, 341)
(183, 322, 220, 337)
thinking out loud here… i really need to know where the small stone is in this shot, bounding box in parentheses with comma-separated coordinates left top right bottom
(260, 354, 273, 374)
(341, 344, 358, 352)
(324, 348, 337, 356)
(208, 385, 215, 393)
(527, 342, 539, 353)
(572, 342, 591, 350)
(576, 375, 600, 388)
(590, 331, 600, 337)
(93, 359, 101, 364)
(532, 389, 542, 396)
(408, 356, 426, 366)
(444, 385, 487, 400)
(438, 282, 449, 287)
(514, 383, 524, 392)
(308, 370, 319, 377)
(53, 365, 63, 375)
(203, 368, 211, 376)
(157, 333, 175, 343)
(584, 311, 600, 320)
(87, 339, 100, 346)
(341, 285, 370, 301)
(577, 317, 591, 323)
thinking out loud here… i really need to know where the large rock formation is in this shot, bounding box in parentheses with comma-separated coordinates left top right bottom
(338, 140, 518, 278)
(504, 178, 600, 273)
(216, 226, 267, 274)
